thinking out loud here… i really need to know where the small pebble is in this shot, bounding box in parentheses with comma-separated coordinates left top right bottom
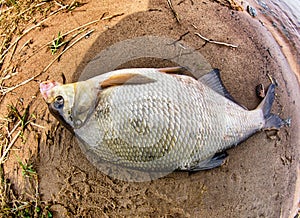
(256, 84, 265, 99)
(247, 5, 258, 17)
(284, 118, 292, 127)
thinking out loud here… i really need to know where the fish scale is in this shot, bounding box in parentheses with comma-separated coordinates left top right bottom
(77, 70, 253, 170)
(40, 67, 285, 172)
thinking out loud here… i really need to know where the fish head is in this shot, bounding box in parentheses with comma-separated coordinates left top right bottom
(40, 80, 76, 131)
(40, 79, 101, 132)
(40, 70, 159, 132)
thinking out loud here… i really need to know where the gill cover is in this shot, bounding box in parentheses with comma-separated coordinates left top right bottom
(72, 81, 100, 129)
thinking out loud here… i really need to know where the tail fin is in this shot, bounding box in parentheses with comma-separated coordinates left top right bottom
(257, 83, 285, 130)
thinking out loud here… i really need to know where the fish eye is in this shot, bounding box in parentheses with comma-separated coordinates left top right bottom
(53, 95, 64, 109)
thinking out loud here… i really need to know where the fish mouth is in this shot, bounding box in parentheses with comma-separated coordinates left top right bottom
(40, 80, 61, 101)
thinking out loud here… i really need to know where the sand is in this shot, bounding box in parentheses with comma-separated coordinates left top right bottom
(1, 0, 299, 217)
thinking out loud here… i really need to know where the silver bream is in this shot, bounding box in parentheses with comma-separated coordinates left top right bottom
(40, 67, 285, 172)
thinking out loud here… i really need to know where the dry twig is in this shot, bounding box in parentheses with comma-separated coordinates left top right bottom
(101, 13, 124, 21)
(167, 0, 180, 23)
(195, 32, 238, 48)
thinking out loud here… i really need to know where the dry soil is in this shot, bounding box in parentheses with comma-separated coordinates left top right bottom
(1, 0, 299, 217)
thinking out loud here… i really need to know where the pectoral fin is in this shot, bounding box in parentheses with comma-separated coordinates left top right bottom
(100, 73, 155, 89)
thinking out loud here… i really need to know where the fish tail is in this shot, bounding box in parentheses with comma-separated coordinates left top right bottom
(257, 83, 285, 130)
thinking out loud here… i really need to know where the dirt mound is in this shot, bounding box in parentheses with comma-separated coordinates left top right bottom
(0, 0, 299, 217)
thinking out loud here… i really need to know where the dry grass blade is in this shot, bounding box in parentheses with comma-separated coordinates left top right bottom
(49, 19, 100, 45)
(0, 15, 52, 65)
(20, 18, 101, 65)
(15, 2, 46, 17)
(0, 158, 52, 217)
(7, 120, 21, 139)
(0, 2, 71, 65)
(0, 0, 85, 70)
(0, 129, 21, 164)
(0, 103, 32, 163)
(0, 29, 95, 96)
(0, 77, 36, 95)
(195, 32, 238, 48)
(43, 29, 95, 73)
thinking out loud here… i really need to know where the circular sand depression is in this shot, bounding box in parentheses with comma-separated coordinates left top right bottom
(75, 36, 214, 182)
(37, 1, 299, 217)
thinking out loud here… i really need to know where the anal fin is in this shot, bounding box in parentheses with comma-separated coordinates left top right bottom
(187, 152, 228, 172)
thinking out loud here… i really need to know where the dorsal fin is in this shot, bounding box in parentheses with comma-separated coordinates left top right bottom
(157, 66, 187, 74)
(100, 73, 155, 89)
(199, 69, 233, 99)
(199, 69, 246, 108)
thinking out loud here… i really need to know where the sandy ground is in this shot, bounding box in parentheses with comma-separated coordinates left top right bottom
(0, 0, 299, 217)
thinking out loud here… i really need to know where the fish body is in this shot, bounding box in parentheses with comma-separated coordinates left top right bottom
(40, 68, 284, 172)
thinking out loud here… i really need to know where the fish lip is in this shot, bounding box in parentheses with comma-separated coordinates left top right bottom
(40, 80, 61, 101)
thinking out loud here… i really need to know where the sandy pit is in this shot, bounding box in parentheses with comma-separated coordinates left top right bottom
(0, 0, 299, 217)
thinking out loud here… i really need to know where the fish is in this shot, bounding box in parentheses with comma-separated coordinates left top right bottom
(40, 67, 285, 172)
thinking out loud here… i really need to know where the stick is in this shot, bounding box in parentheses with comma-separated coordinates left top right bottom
(195, 32, 238, 48)
(101, 13, 124, 21)
(167, 0, 180, 23)
(168, 31, 190, 45)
